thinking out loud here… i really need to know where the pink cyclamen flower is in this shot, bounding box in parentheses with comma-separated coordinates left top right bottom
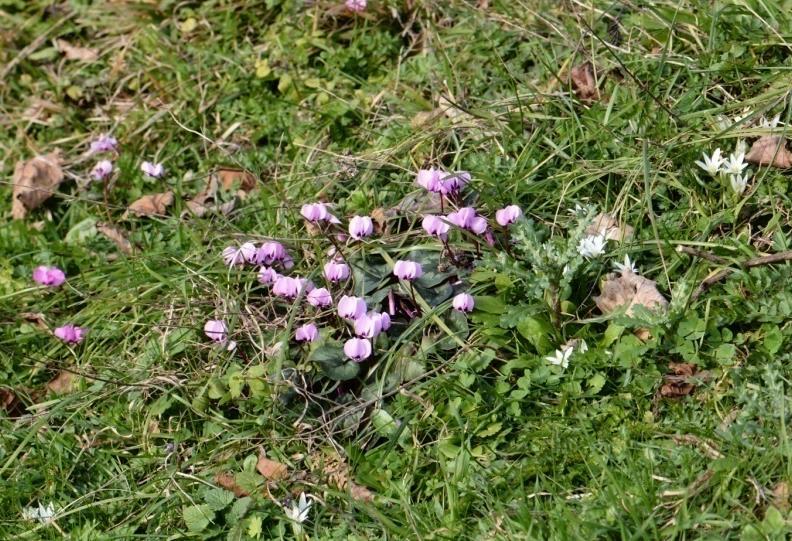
(89, 134, 118, 154)
(222, 242, 257, 267)
(452, 293, 475, 313)
(204, 319, 227, 342)
(416, 168, 442, 193)
(422, 215, 450, 239)
(295, 323, 319, 342)
(495, 205, 522, 227)
(141, 161, 165, 178)
(447, 207, 476, 229)
(91, 160, 113, 181)
(32, 266, 66, 287)
(354, 311, 391, 338)
(300, 202, 340, 224)
(344, 338, 372, 361)
(338, 295, 367, 320)
(345, 0, 366, 12)
(324, 261, 350, 282)
(439, 171, 470, 195)
(348, 216, 374, 239)
(54, 324, 86, 344)
(393, 260, 423, 281)
(307, 287, 333, 308)
(256, 241, 289, 265)
(273, 276, 313, 299)
(469, 216, 488, 235)
(258, 266, 280, 284)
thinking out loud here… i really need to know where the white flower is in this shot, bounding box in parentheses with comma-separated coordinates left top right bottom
(729, 173, 750, 195)
(577, 234, 607, 259)
(545, 347, 573, 369)
(22, 503, 56, 523)
(568, 203, 586, 215)
(284, 492, 311, 524)
(694, 148, 725, 176)
(760, 113, 782, 129)
(722, 151, 748, 176)
(613, 254, 638, 275)
(578, 340, 588, 353)
(734, 139, 748, 156)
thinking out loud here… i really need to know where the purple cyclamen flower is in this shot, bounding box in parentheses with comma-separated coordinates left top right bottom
(338, 295, 367, 320)
(344, 337, 372, 361)
(345, 0, 366, 12)
(448, 207, 487, 235)
(416, 168, 442, 193)
(300, 202, 340, 224)
(89, 134, 118, 154)
(354, 311, 391, 338)
(295, 323, 319, 342)
(393, 260, 423, 281)
(54, 324, 86, 344)
(307, 287, 333, 307)
(256, 241, 288, 265)
(422, 215, 450, 239)
(348, 216, 374, 239)
(204, 319, 227, 342)
(324, 261, 350, 283)
(258, 266, 280, 284)
(439, 171, 470, 195)
(469, 216, 488, 235)
(141, 161, 165, 178)
(452, 293, 475, 313)
(91, 160, 113, 181)
(222, 242, 257, 267)
(495, 205, 522, 227)
(32, 266, 66, 287)
(273, 276, 313, 299)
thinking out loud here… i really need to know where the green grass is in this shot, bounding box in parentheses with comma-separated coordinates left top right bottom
(2, 0, 792, 539)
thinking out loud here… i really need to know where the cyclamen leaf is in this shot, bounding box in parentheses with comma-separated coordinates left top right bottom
(183, 505, 215, 533)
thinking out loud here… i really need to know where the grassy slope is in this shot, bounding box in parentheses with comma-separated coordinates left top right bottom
(2, 0, 792, 539)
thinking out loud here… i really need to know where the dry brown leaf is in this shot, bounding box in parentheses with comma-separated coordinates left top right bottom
(256, 456, 288, 481)
(11, 151, 64, 219)
(321, 452, 375, 502)
(570, 62, 601, 103)
(671, 433, 723, 459)
(47, 370, 76, 394)
(594, 271, 668, 317)
(772, 482, 791, 513)
(745, 136, 792, 169)
(184, 175, 237, 218)
(217, 168, 257, 194)
(586, 213, 634, 242)
(660, 362, 697, 398)
(370, 207, 388, 235)
(20, 312, 47, 330)
(124, 191, 173, 218)
(1, 388, 18, 411)
(214, 472, 250, 497)
(55, 39, 98, 62)
(97, 222, 135, 254)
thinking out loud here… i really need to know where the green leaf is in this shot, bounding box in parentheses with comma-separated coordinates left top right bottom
(474, 295, 506, 314)
(203, 488, 235, 511)
(587, 373, 606, 395)
(309, 341, 361, 380)
(247, 515, 263, 538)
(65, 217, 97, 244)
(415, 281, 453, 307)
(516, 317, 553, 354)
(228, 369, 245, 399)
(227, 497, 252, 522)
(183, 505, 215, 533)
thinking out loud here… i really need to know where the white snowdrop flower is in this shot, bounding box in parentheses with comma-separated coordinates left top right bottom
(545, 346, 573, 369)
(729, 172, 750, 195)
(578, 340, 588, 353)
(694, 148, 725, 176)
(722, 151, 748, 176)
(613, 254, 638, 275)
(22, 503, 56, 523)
(578, 234, 607, 259)
(284, 492, 311, 524)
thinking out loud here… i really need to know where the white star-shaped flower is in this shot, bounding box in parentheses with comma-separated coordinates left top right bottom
(694, 148, 725, 176)
(578, 234, 607, 259)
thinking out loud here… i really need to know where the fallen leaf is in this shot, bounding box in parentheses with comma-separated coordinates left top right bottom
(46, 370, 76, 394)
(410, 109, 443, 129)
(671, 433, 722, 459)
(217, 168, 257, 194)
(124, 191, 174, 218)
(97, 222, 135, 254)
(319, 452, 374, 502)
(1, 388, 20, 414)
(772, 482, 790, 513)
(184, 175, 238, 218)
(745, 136, 792, 169)
(256, 456, 288, 481)
(11, 151, 64, 219)
(594, 271, 668, 317)
(586, 213, 634, 242)
(570, 62, 601, 103)
(214, 472, 250, 497)
(55, 39, 98, 62)
(660, 362, 697, 398)
(370, 207, 388, 235)
(20, 312, 47, 330)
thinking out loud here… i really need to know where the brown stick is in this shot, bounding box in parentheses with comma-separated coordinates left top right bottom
(687, 249, 792, 300)
(675, 246, 729, 264)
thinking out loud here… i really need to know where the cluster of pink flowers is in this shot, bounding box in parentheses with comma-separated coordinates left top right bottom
(345, 0, 366, 13)
(88, 134, 165, 183)
(32, 266, 89, 344)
